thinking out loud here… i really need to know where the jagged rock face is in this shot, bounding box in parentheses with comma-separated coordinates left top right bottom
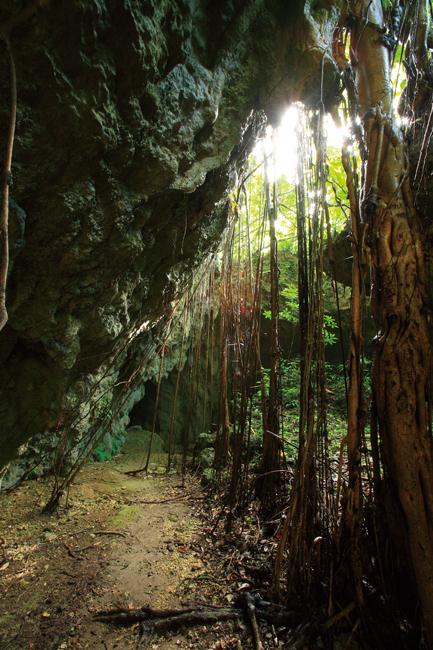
(0, 0, 340, 468)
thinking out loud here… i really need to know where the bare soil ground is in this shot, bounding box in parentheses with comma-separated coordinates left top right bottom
(0, 434, 241, 650)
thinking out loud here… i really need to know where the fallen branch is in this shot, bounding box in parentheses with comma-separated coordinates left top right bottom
(95, 604, 241, 630)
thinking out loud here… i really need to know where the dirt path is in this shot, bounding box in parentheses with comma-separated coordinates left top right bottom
(0, 435, 235, 650)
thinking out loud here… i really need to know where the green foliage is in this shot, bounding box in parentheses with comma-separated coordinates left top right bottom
(247, 357, 351, 464)
(264, 301, 339, 346)
(323, 314, 338, 346)
(326, 145, 351, 233)
(280, 284, 299, 322)
(217, 111, 375, 476)
(235, 157, 349, 348)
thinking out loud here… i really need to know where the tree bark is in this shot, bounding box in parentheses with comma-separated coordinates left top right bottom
(351, 1, 433, 643)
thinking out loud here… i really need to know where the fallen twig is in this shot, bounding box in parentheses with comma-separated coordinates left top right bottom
(93, 530, 128, 538)
(244, 593, 264, 650)
(96, 596, 299, 631)
(124, 468, 162, 477)
(133, 492, 203, 505)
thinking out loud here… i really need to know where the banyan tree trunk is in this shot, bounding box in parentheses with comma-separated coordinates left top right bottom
(351, 0, 433, 643)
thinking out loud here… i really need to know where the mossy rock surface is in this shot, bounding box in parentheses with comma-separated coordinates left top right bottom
(110, 504, 141, 528)
(124, 427, 166, 454)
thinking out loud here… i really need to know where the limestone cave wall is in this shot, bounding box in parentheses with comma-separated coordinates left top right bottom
(0, 0, 340, 471)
